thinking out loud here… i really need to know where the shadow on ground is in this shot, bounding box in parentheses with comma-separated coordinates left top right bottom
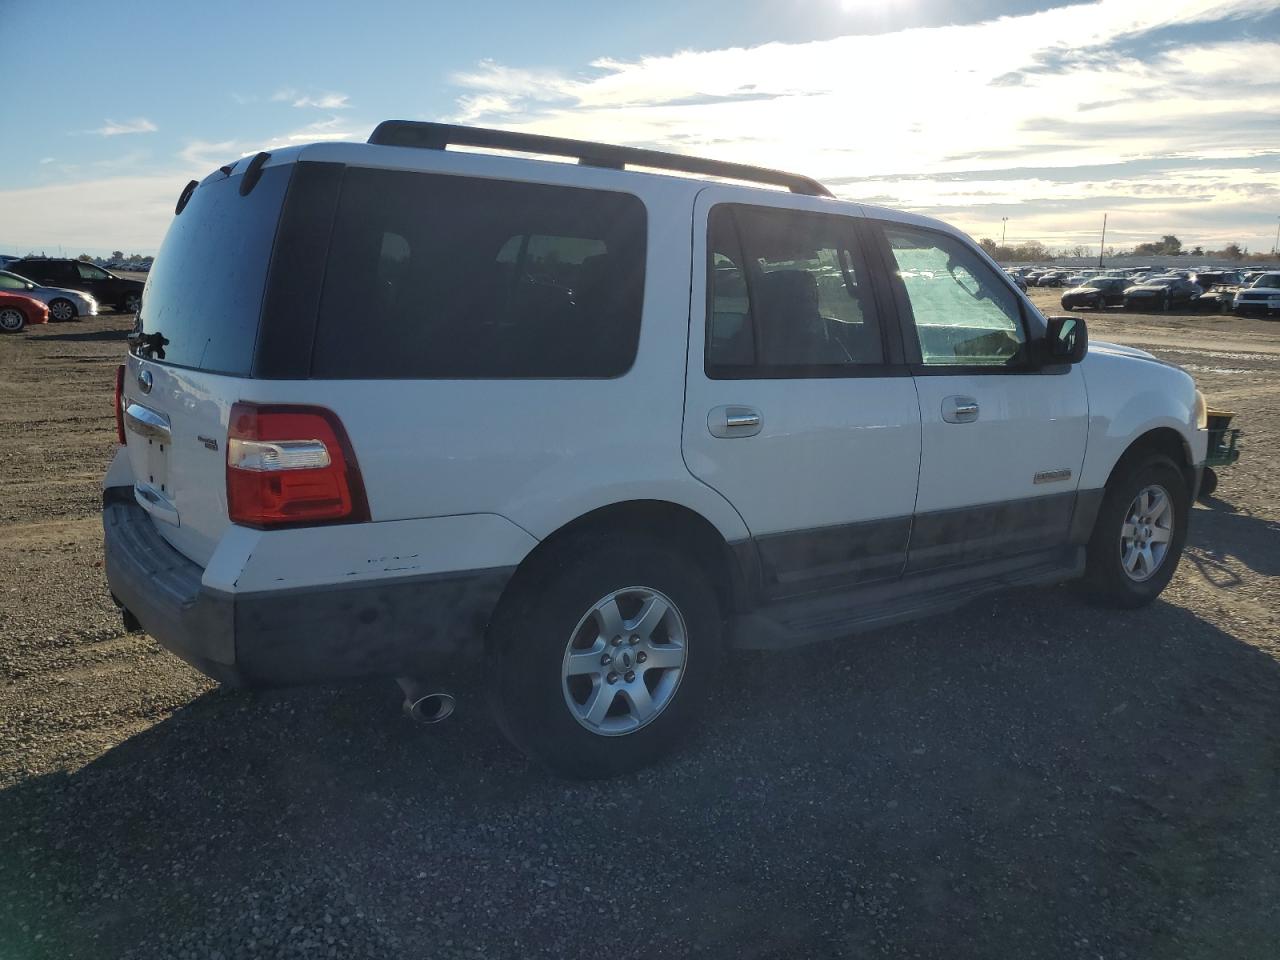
(32, 327, 131, 343)
(3, 592, 1279, 959)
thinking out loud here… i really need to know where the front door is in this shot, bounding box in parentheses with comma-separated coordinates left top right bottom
(867, 219, 1090, 572)
(682, 188, 921, 599)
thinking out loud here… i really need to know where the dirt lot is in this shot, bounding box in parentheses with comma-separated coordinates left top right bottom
(1, 292, 1278, 958)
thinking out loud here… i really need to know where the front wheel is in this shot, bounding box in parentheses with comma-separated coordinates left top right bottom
(0, 307, 26, 332)
(1081, 453, 1189, 608)
(121, 292, 142, 314)
(48, 298, 77, 322)
(487, 535, 722, 778)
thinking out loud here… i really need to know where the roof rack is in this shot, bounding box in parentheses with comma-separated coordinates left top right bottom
(367, 121, 833, 198)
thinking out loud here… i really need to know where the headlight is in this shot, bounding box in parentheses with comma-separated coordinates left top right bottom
(1194, 389, 1208, 430)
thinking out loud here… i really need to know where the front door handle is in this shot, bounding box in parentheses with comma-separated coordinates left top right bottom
(708, 405, 763, 438)
(942, 396, 980, 423)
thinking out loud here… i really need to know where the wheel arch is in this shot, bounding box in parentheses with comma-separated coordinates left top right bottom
(1105, 426, 1198, 496)
(496, 499, 756, 631)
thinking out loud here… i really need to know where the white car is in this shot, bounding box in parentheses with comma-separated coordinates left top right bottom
(1233, 272, 1280, 317)
(103, 122, 1211, 777)
(0, 270, 98, 321)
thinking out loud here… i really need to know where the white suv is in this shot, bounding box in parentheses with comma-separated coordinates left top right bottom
(104, 122, 1210, 778)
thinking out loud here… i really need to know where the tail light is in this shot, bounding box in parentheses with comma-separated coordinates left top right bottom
(226, 403, 369, 529)
(113, 364, 126, 444)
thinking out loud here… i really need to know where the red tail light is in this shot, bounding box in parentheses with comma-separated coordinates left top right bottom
(113, 364, 126, 444)
(225, 403, 369, 529)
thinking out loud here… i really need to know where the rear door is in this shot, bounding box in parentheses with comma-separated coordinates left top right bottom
(121, 158, 296, 565)
(682, 188, 921, 598)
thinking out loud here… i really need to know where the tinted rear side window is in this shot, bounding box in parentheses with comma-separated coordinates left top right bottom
(135, 164, 292, 374)
(311, 168, 647, 379)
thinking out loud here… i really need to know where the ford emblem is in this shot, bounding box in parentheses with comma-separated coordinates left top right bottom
(138, 369, 153, 394)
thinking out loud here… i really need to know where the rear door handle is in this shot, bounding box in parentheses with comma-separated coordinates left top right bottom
(708, 405, 763, 438)
(942, 396, 980, 423)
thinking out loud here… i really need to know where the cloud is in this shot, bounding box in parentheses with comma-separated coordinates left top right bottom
(38, 157, 55, 165)
(0, 174, 182, 253)
(94, 118, 157, 137)
(178, 139, 243, 170)
(447, 0, 1280, 247)
(272, 88, 351, 109)
(291, 92, 350, 109)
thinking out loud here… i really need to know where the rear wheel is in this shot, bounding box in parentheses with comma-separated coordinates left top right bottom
(121, 292, 142, 314)
(48, 298, 76, 322)
(1082, 453, 1189, 608)
(0, 308, 26, 333)
(487, 535, 721, 778)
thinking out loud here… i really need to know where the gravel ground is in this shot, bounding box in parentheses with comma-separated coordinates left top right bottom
(1, 292, 1278, 959)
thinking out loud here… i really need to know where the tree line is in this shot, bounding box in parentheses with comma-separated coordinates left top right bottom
(978, 235, 1270, 262)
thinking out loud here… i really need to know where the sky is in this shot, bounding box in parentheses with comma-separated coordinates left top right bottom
(2, 0, 1278, 257)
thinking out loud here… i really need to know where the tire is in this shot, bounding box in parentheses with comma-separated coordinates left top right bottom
(121, 292, 142, 314)
(486, 534, 722, 779)
(1198, 466, 1218, 501)
(0, 307, 26, 333)
(48, 298, 77, 322)
(1082, 453, 1189, 608)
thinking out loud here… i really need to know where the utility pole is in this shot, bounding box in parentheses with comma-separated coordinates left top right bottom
(1273, 215, 1279, 257)
(1001, 217, 1008, 247)
(1098, 213, 1107, 269)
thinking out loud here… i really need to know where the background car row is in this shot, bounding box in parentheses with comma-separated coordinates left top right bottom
(0, 257, 145, 331)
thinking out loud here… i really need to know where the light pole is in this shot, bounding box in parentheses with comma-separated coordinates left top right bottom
(1098, 213, 1108, 269)
(1001, 217, 1008, 247)
(1273, 215, 1279, 257)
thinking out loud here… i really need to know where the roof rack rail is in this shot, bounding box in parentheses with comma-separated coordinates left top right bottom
(367, 121, 833, 198)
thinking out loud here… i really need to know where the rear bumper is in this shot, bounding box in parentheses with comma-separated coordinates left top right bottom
(103, 487, 513, 687)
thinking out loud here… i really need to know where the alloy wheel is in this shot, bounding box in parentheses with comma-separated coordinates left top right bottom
(561, 586, 687, 736)
(1120, 484, 1174, 582)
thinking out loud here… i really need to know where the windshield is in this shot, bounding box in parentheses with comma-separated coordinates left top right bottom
(134, 164, 291, 373)
(1253, 274, 1280, 288)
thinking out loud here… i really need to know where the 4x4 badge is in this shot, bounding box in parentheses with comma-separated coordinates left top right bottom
(137, 370, 153, 394)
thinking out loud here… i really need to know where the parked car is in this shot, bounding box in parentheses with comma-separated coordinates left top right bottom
(0, 270, 98, 321)
(1037, 271, 1068, 287)
(0, 292, 51, 332)
(7, 257, 144, 313)
(103, 122, 1211, 778)
(1124, 276, 1202, 311)
(1005, 270, 1028, 292)
(1060, 277, 1129, 310)
(1190, 271, 1241, 290)
(1233, 272, 1280, 317)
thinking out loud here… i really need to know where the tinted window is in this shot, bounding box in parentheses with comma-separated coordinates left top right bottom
(135, 164, 292, 374)
(77, 263, 110, 280)
(706, 204, 883, 377)
(883, 224, 1026, 366)
(311, 168, 646, 379)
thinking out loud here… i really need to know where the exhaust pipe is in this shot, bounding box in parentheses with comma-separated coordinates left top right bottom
(396, 677, 456, 724)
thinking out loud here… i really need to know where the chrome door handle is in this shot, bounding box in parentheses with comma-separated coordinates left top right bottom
(942, 396, 980, 424)
(124, 402, 172, 442)
(708, 405, 763, 438)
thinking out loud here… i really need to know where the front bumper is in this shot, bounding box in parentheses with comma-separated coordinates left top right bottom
(103, 487, 513, 687)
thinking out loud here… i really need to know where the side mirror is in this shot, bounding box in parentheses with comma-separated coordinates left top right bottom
(1044, 315, 1088, 364)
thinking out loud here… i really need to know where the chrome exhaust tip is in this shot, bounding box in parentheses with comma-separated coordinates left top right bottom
(396, 678, 456, 724)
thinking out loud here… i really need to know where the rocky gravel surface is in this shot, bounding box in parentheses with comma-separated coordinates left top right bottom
(1, 298, 1278, 958)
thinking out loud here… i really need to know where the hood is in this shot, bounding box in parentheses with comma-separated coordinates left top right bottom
(1064, 285, 1100, 295)
(1126, 283, 1169, 292)
(1088, 340, 1183, 372)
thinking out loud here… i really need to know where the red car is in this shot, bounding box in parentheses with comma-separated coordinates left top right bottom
(0, 292, 50, 333)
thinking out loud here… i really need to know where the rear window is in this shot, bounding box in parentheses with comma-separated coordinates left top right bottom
(135, 164, 292, 374)
(310, 168, 646, 379)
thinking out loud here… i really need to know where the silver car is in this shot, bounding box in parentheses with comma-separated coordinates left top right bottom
(0, 270, 98, 321)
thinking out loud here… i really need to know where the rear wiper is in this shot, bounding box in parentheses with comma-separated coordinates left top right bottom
(128, 328, 169, 360)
